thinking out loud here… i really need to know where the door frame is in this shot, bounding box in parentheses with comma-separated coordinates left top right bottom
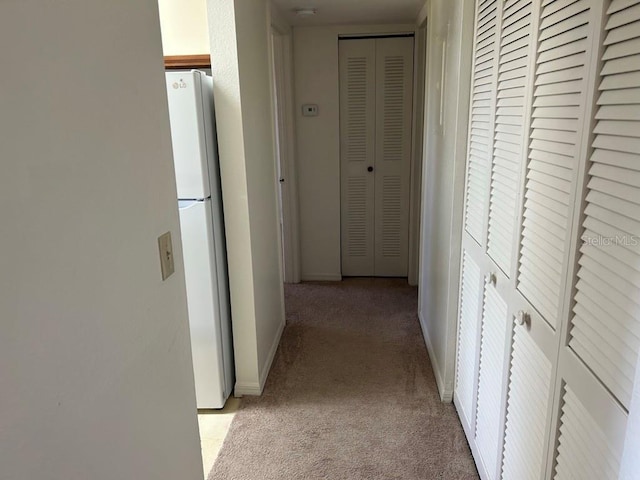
(268, 19, 301, 284)
(408, 24, 428, 286)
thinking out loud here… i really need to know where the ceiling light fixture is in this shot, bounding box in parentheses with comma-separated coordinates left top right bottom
(294, 8, 317, 16)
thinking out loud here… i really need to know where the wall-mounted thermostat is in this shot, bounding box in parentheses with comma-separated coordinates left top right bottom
(302, 104, 319, 117)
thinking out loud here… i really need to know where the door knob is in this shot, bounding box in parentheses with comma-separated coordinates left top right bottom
(367, 166, 374, 172)
(516, 310, 530, 326)
(485, 272, 497, 287)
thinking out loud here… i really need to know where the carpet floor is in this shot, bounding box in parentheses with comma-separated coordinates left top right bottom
(209, 278, 478, 480)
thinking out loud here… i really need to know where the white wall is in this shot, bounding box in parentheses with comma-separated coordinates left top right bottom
(293, 24, 416, 281)
(0, 2, 203, 480)
(417, 0, 474, 401)
(158, 0, 210, 55)
(207, 0, 286, 395)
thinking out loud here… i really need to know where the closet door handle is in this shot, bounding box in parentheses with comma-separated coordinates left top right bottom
(516, 310, 530, 327)
(367, 166, 374, 172)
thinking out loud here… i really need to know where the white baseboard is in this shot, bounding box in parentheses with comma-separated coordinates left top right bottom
(234, 319, 285, 397)
(418, 311, 454, 403)
(300, 273, 342, 282)
(234, 381, 262, 396)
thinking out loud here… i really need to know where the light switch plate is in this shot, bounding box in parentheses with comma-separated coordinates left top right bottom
(158, 231, 175, 281)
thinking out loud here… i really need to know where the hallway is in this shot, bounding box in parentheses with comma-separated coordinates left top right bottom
(210, 279, 478, 479)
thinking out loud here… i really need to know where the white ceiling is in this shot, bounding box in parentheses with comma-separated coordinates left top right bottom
(272, 0, 424, 26)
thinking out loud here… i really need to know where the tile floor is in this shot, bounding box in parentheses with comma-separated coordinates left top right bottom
(197, 397, 241, 478)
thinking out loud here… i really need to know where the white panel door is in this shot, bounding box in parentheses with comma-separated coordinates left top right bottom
(373, 36, 414, 277)
(340, 37, 413, 277)
(340, 39, 376, 276)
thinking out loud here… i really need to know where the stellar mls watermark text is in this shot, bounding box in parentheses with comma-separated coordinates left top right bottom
(582, 234, 639, 247)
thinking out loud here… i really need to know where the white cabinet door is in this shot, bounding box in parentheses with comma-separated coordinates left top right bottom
(340, 37, 413, 277)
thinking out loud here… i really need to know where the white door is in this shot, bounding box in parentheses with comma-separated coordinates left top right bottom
(339, 36, 414, 277)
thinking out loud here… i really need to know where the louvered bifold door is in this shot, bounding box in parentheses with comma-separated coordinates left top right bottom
(454, 250, 484, 435)
(568, 0, 640, 411)
(501, 305, 556, 480)
(488, 0, 534, 275)
(455, 0, 504, 476)
(517, 0, 599, 330)
(550, 359, 628, 480)
(545, 0, 640, 476)
(340, 39, 376, 276)
(463, 0, 500, 245)
(474, 275, 511, 480)
(373, 36, 414, 276)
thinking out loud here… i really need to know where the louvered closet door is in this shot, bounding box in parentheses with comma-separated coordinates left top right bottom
(491, 2, 561, 479)
(517, 0, 597, 330)
(474, 274, 511, 480)
(501, 303, 556, 480)
(455, 2, 569, 480)
(454, 250, 484, 433)
(374, 36, 414, 276)
(456, 0, 639, 478)
(551, 366, 627, 480)
(568, 0, 640, 411)
(488, 0, 533, 276)
(547, 0, 639, 476)
(340, 39, 376, 276)
(463, 0, 499, 245)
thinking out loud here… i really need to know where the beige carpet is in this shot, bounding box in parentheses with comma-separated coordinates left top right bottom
(209, 278, 478, 480)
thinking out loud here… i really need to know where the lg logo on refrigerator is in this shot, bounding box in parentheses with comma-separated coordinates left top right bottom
(172, 79, 188, 89)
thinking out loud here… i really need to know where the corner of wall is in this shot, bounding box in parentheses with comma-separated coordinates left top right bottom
(418, 311, 454, 402)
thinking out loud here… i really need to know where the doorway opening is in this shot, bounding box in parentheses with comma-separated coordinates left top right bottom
(269, 24, 301, 284)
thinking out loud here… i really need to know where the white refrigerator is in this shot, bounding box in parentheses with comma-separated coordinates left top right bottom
(166, 70, 234, 409)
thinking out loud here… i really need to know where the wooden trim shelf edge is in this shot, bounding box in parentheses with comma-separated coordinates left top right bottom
(164, 54, 211, 70)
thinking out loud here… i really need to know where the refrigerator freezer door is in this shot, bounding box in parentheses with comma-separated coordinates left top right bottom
(167, 71, 211, 199)
(178, 199, 227, 408)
